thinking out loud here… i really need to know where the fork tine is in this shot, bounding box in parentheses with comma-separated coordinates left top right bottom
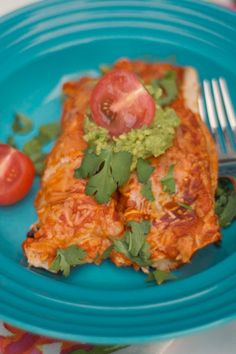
(212, 79, 234, 154)
(203, 80, 222, 155)
(198, 96, 207, 123)
(219, 78, 236, 139)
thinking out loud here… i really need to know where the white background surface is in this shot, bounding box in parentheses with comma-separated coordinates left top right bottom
(1, 1, 236, 353)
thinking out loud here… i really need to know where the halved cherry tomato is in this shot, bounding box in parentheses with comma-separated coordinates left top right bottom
(90, 69, 156, 136)
(0, 144, 35, 205)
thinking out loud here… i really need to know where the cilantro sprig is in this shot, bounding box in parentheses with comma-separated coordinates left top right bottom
(23, 138, 47, 175)
(6, 136, 17, 148)
(101, 245, 114, 260)
(146, 269, 176, 285)
(22, 122, 60, 176)
(12, 113, 33, 134)
(215, 177, 236, 228)
(50, 245, 87, 276)
(7, 112, 60, 176)
(136, 158, 155, 201)
(149, 71, 178, 106)
(37, 122, 61, 144)
(74, 148, 132, 204)
(100, 64, 111, 75)
(136, 158, 154, 183)
(161, 164, 176, 194)
(141, 181, 155, 201)
(177, 202, 192, 210)
(114, 220, 152, 267)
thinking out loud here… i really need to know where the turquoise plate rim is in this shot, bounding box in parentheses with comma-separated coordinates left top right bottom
(0, 0, 236, 344)
(1, 0, 235, 22)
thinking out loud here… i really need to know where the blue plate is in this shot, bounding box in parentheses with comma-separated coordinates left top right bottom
(0, 0, 236, 345)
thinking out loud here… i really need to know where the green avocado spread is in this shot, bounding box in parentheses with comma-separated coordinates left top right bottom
(83, 106, 180, 169)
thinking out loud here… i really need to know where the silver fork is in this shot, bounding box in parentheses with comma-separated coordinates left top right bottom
(198, 78, 236, 164)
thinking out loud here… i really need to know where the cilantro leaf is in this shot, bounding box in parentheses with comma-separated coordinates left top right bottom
(215, 177, 236, 227)
(161, 164, 176, 194)
(127, 220, 151, 236)
(12, 113, 33, 134)
(22, 139, 46, 176)
(85, 151, 117, 204)
(138, 241, 151, 263)
(86, 176, 115, 204)
(100, 64, 111, 75)
(76, 147, 104, 179)
(134, 220, 151, 234)
(136, 158, 155, 201)
(50, 253, 70, 277)
(23, 138, 41, 156)
(110, 151, 132, 186)
(126, 229, 144, 257)
(150, 71, 178, 106)
(141, 181, 155, 201)
(219, 194, 236, 227)
(49, 254, 61, 270)
(145, 84, 162, 101)
(113, 239, 131, 258)
(6, 136, 17, 148)
(136, 158, 155, 184)
(62, 245, 86, 266)
(101, 245, 114, 259)
(50, 245, 87, 276)
(146, 269, 176, 285)
(8, 113, 60, 176)
(76, 149, 132, 204)
(114, 220, 152, 267)
(177, 202, 192, 210)
(38, 122, 60, 144)
(20, 122, 60, 176)
(33, 153, 47, 176)
(74, 168, 83, 179)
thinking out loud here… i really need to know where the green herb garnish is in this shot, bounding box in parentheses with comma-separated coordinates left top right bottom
(23, 138, 42, 156)
(215, 177, 236, 228)
(100, 64, 111, 75)
(6, 136, 17, 148)
(141, 181, 155, 201)
(22, 122, 60, 176)
(33, 153, 47, 176)
(12, 113, 33, 134)
(145, 85, 162, 102)
(146, 269, 176, 285)
(114, 220, 152, 267)
(136, 158, 155, 201)
(75, 148, 132, 204)
(150, 71, 178, 106)
(177, 202, 192, 210)
(38, 122, 60, 144)
(101, 245, 114, 260)
(50, 245, 87, 277)
(136, 158, 155, 183)
(161, 164, 176, 194)
(23, 138, 45, 175)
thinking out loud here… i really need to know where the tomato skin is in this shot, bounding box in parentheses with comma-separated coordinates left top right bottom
(90, 69, 156, 136)
(0, 144, 35, 206)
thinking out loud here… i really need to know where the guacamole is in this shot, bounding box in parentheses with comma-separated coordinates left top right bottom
(83, 107, 180, 169)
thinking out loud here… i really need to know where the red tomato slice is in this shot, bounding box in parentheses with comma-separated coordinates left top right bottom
(0, 144, 35, 205)
(90, 69, 156, 136)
